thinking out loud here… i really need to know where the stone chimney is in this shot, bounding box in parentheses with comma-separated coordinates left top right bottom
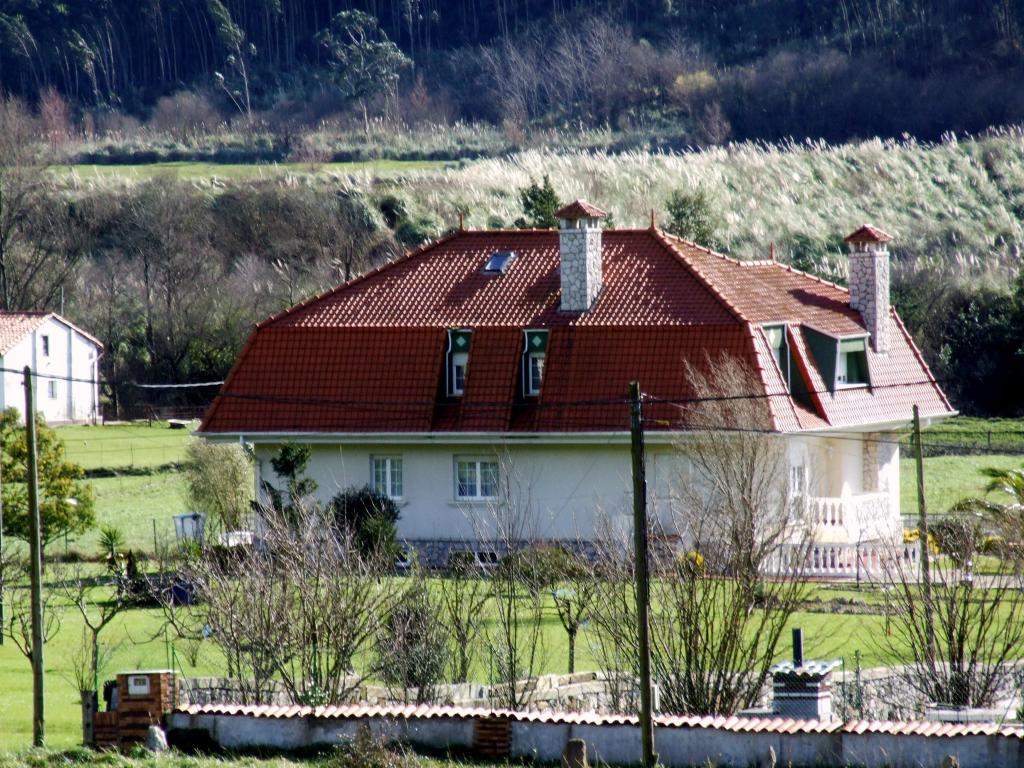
(845, 224, 893, 354)
(556, 199, 607, 312)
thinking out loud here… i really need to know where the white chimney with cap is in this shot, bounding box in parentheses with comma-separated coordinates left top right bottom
(557, 199, 608, 312)
(845, 224, 893, 354)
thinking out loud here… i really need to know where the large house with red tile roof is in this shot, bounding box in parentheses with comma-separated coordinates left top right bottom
(0, 312, 102, 423)
(199, 202, 954, 572)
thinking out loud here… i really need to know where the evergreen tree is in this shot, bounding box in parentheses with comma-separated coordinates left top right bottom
(0, 407, 95, 549)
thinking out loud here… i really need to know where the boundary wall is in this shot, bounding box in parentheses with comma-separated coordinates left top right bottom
(167, 704, 1024, 768)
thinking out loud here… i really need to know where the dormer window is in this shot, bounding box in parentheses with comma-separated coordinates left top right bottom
(522, 330, 548, 396)
(447, 329, 472, 396)
(483, 251, 517, 274)
(837, 337, 870, 387)
(764, 324, 790, 389)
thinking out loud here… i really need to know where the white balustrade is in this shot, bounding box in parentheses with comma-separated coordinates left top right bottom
(803, 492, 897, 541)
(766, 541, 920, 580)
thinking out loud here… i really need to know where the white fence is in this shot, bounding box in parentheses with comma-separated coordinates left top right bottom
(767, 541, 920, 580)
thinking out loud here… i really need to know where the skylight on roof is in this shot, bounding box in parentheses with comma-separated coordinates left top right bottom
(483, 250, 517, 274)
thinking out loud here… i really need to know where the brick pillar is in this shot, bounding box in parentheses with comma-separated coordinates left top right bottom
(101, 670, 177, 750)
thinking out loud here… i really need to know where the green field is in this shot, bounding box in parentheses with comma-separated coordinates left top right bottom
(0, 579, 901, 751)
(53, 159, 451, 183)
(0, 418, 1017, 749)
(58, 423, 193, 471)
(899, 454, 1021, 519)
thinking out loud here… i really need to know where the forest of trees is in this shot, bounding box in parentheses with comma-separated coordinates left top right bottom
(1, 0, 1023, 143)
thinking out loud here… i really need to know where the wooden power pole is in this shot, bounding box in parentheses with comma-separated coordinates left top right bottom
(25, 366, 45, 746)
(629, 381, 657, 768)
(912, 404, 935, 664)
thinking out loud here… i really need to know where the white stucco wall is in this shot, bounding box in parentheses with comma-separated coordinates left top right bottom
(166, 710, 1024, 768)
(247, 428, 902, 552)
(0, 316, 101, 423)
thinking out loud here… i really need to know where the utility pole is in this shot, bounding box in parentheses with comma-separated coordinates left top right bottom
(912, 404, 935, 664)
(629, 381, 657, 768)
(25, 366, 44, 746)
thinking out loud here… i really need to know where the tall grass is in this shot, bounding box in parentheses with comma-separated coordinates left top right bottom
(371, 129, 1024, 280)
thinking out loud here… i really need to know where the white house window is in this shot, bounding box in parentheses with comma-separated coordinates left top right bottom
(372, 456, 403, 499)
(447, 329, 472, 396)
(455, 457, 499, 500)
(41, 335, 50, 357)
(789, 464, 807, 498)
(522, 329, 549, 397)
(47, 380, 58, 400)
(837, 337, 869, 387)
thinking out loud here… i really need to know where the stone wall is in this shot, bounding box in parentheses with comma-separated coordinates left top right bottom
(848, 248, 890, 353)
(183, 667, 1021, 723)
(181, 672, 629, 712)
(558, 225, 602, 311)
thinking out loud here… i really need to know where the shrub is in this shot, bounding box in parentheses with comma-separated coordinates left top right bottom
(330, 486, 401, 560)
(148, 90, 222, 141)
(184, 439, 253, 533)
(498, 545, 575, 597)
(376, 577, 449, 702)
(332, 724, 418, 768)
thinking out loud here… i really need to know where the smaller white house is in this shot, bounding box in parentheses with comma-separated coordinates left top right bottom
(0, 312, 103, 423)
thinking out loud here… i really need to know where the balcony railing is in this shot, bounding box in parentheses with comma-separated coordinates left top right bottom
(803, 491, 898, 542)
(768, 541, 920, 580)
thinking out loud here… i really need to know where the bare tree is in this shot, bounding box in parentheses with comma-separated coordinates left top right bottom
(651, 357, 813, 714)
(0, 97, 86, 311)
(589, 356, 813, 715)
(470, 457, 547, 710)
(881, 521, 1024, 708)
(550, 550, 598, 675)
(57, 564, 131, 695)
(167, 502, 397, 705)
(1, 555, 62, 682)
(436, 552, 488, 683)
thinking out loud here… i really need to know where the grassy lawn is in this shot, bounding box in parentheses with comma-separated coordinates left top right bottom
(921, 416, 1024, 453)
(899, 454, 1021, 519)
(0, 578, 906, 752)
(52, 160, 451, 183)
(50, 423, 193, 557)
(57, 423, 194, 471)
(0, 419, 1016, 749)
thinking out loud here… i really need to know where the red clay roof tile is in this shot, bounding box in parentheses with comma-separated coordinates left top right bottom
(845, 224, 894, 244)
(555, 200, 608, 219)
(200, 227, 953, 435)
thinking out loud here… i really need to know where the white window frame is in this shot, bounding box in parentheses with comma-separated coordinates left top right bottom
(371, 455, 403, 500)
(527, 351, 545, 395)
(41, 335, 50, 357)
(450, 351, 468, 396)
(454, 457, 499, 501)
(836, 350, 849, 385)
(47, 379, 58, 400)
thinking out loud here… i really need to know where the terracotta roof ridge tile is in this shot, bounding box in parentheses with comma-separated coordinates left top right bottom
(659, 230, 852, 294)
(651, 229, 746, 323)
(259, 229, 465, 329)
